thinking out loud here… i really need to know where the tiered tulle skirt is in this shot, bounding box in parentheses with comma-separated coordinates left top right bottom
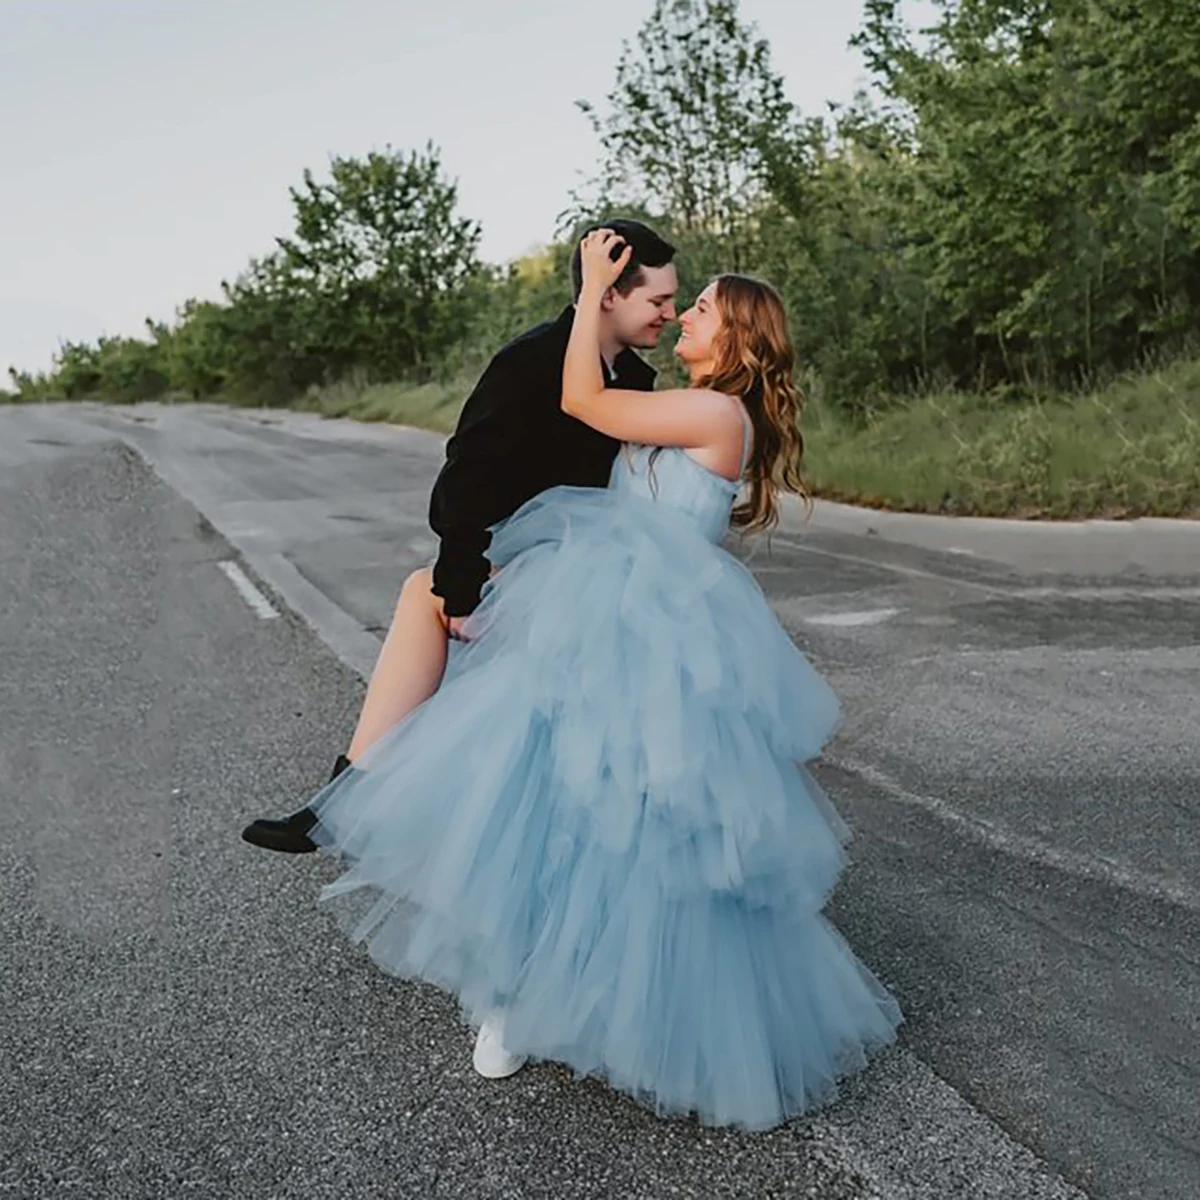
(306, 486, 902, 1129)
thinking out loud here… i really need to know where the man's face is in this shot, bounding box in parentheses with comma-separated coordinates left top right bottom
(605, 263, 679, 350)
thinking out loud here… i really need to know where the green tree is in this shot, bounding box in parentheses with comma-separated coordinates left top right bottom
(572, 0, 801, 273)
(50, 340, 103, 399)
(93, 335, 169, 401)
(273, 143, 483, 380)
(147, 299, 229, 400)
(849, 0, 1200, 386)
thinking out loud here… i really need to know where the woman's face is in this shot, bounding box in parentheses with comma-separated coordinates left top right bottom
(674, 281, 722, 367)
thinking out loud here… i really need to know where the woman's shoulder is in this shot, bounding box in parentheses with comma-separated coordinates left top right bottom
(677, 387, 748, 427)
(660, 384, 737, 406)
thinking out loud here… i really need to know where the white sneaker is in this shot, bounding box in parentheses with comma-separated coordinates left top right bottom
(472, 1014, 528, 1079)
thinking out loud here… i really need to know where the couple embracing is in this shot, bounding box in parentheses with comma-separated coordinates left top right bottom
(242, 220, 902, 1131)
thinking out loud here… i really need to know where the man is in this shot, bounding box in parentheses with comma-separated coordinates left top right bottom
(242, 219, 678, 853)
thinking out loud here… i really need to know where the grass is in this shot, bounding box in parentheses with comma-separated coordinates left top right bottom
(292, 372, 473, 433)
(801, 357, 1200, 519)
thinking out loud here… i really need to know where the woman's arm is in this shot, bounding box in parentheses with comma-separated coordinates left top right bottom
(562, 229, 733, 449)
(564, 380, 732, 448)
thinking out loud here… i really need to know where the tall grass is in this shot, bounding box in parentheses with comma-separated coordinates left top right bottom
(802, 357, 1199, 518)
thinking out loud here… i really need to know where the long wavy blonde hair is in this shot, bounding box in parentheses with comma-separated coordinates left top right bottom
(695, 274, 809, 533)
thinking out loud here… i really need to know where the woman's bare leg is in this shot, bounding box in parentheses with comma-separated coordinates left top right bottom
(346, 567, 452, 762)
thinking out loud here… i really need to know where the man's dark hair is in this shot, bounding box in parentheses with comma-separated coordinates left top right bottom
(570, 218, 676, 300)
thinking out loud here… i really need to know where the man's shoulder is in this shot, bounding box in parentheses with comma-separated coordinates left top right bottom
(489, 306, 573, 374)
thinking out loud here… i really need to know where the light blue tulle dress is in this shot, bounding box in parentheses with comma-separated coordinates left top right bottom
(305, 414, 903, 1130)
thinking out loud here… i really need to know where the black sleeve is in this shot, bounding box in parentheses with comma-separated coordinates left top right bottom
(427, 348, 536, 617)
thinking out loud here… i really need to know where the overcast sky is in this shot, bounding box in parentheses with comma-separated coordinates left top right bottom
(0, 0, 938, 377)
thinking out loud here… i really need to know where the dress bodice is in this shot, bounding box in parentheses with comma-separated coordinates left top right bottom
(605, 398, 750, 542)
(607, 443, 742, 544)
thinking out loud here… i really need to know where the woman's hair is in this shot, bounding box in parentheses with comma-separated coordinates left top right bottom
(697, 274, 809, 533)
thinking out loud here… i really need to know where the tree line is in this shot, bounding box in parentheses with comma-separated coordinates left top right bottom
(9, 0, 1199, 417)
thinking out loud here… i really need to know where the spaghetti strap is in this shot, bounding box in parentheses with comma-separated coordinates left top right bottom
(735, 399, 753, 475)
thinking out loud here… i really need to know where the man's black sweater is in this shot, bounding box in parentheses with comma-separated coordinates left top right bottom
(428, 304, 657, 617)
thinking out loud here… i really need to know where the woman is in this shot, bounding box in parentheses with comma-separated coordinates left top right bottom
(301, 230, 902, 1131)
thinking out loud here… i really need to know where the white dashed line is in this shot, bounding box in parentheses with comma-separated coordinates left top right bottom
(804, 608, 901, 627)
(217, 560, 280, 620)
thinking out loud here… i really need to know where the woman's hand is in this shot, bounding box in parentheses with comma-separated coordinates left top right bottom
(578, 229, 633, 297)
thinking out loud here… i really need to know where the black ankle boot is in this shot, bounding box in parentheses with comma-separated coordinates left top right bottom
(240, 753, 356, 854)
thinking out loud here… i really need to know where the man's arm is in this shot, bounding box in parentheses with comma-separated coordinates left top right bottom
(428, 349, 534, 618)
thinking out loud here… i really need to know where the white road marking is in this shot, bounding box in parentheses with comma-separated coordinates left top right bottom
(1007, 584, 1200, 601)
(834, 754, 1200, 915)
(774, 535, 1200, 600)
(805, 608, 901, 627)
(217, 560, 280, 620)
(773, 536, 1012, 594)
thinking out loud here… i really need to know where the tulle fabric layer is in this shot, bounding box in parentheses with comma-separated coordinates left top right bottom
(307, 486, 902, 1129)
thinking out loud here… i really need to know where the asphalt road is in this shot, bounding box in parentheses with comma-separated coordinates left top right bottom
(2, 401, 1197, 1199)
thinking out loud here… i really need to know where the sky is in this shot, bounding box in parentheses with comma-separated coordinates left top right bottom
(0, 0, 939, 378)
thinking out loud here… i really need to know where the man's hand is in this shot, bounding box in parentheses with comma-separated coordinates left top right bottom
(447, 615, 472, 642)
